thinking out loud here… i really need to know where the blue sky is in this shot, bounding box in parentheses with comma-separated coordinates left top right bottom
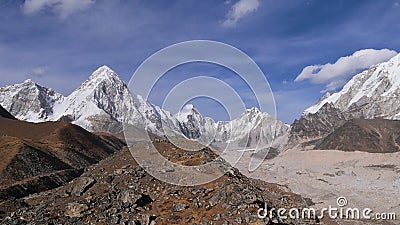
(1, 0, 400, 123)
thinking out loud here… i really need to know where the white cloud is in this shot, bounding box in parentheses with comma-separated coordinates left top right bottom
(22, 0, 95, 18)
(32, 66, 49, 77)
(295, 49, 398, 91)
(222, 0, 260, 27)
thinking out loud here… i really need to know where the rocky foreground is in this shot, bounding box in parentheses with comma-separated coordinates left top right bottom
(0, 140, 331, 224)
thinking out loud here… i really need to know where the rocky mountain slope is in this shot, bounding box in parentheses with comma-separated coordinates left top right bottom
(290, 53, 400, 144)
(0, 105, 324, 224)
(0, 140, 324, 224)
(0, 66, 289, 151)
(290, 103, 347, 143)
(315, 118, 400, 153)
(0, 112, 125, 202)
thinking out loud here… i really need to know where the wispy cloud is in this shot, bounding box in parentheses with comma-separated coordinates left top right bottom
(222, 0, 260, 27)
(22, 0, 95, 18)
(295, 49, 398, 92)
(31, 66, 49, 77)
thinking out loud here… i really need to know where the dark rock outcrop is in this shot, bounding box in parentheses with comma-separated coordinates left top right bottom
(0, 105, 15, 120)
(315, 118, 400, 153)
(288, 103, 347, 145)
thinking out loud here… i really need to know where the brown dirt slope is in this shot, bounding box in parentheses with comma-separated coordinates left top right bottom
(0, 137, 72, 187)
(0, 117, 126, 167)
(315, 118, 400, 153)
(0, 117, 126, 201)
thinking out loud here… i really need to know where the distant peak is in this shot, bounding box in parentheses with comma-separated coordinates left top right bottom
(72, 65, 126, 94)
(18, 79, 40, 88)
(246, 107, 260, 113)
(89, 65, 119, 80)
(178, 104, 198, 115)
(97, 65, 114, 72)
(23, 79, 35, 84)
(182, 104, 194, 111)
(176, 104, 200, 122)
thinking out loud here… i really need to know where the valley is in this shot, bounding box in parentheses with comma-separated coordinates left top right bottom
(1, 53, 400, 224)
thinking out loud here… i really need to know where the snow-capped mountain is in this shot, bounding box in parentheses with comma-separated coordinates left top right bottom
(215, 107, 289, 149)
(0, 79, 63, 122)
(0, 65, 289, 150)
(305, 53, 400, 118)
(50, 66, 142, 132)
(172, 105, 289, 150)
(0, 66, 143, 133)
(175, 104, 216, 141)
(133, 95, 182, 136)
(291, 53, 400, 142)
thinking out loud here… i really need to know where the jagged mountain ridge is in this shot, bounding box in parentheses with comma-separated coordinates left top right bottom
(174, 105, 290, 150)
(0, 79, 63, 122)
(305, 53, 400, 118)
(214, 107, 289, 149)
(0, 66, 288, 150)
(291, 53, 400, 143)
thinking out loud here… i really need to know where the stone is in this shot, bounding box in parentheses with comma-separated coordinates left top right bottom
(71, 177, 96, 197)
(208, 191, 223, 207)
(65, 203, 88, 218)
(119, 189, 141, 205)
(173, 203, 188, 212)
